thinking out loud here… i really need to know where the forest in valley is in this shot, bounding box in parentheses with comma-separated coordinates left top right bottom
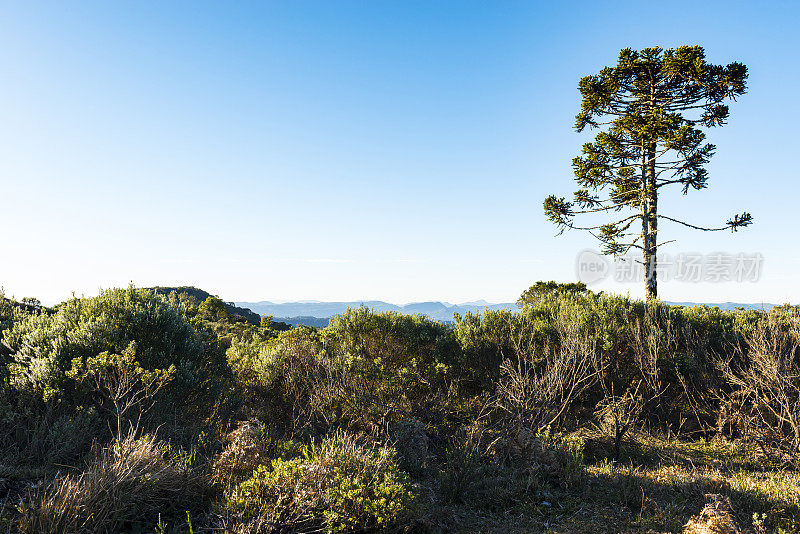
(0, 284, 798, 533)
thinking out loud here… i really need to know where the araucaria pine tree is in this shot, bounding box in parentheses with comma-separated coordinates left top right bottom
(544, 46, 752, 300)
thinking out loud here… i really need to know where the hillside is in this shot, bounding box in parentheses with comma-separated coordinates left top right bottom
(151, 286, 262, 325)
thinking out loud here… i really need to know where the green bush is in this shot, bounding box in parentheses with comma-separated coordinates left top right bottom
(227, 431, 417, 533)
(5, 286, 202, 400)
(0, 288, 16, 357)
(0, 287, 232, 465)
(230, 307, 464, 434)
(457, 291, 764, 433)
(453, 308, 518, 389)
(0, 406, 102, 466)
(228, 326, 332, 434)
(438, 423, 514, 507)
(322, 305, 460, 426)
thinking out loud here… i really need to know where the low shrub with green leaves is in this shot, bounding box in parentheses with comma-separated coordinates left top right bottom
(226, 431, 417, 533)
(437, 421, 586, 509)
(227, 326, 334, 434)
(457, 291, 765, 433)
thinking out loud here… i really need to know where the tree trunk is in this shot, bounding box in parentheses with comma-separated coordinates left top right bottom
(641, 146, 653, 300)
(646, 141, 658, 301)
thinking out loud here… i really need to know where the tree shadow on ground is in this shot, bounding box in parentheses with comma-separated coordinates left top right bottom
(431, 435, 799, 533)
(546, 458, 799, 533)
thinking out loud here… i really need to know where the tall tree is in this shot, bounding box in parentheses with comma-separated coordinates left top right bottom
(544, 46, 752, 300)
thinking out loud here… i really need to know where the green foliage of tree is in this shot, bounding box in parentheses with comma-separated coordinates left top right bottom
(544, 46, 752, 300)
(260, 314, 291, 333)
(517, 281, 589, 307)
(156, 286, 262, 326)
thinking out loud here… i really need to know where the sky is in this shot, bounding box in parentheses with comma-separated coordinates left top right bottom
(1, 1, 798, 306)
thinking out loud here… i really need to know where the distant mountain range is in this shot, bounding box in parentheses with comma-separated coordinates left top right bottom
(235, 300, 517, 326)
(666, 301, 776, 311)
(142, 287, 782, 330)
(236, 299, 781, 328)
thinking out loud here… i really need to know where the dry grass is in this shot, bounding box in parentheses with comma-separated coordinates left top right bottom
(19, 433, 210, 533)
(212, 419, 268, 486)
(684, 494, 740, 534)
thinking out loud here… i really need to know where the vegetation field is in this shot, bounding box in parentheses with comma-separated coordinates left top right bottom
(0, 285, 798, 533)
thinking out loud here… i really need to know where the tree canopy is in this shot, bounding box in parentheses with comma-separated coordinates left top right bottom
(517, 281, 589, 307)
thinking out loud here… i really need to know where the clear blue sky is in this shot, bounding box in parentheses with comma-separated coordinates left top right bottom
(1, 1, 798, 305)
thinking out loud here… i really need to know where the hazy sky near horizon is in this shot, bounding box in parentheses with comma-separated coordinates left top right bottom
(2, 1, 799, 305)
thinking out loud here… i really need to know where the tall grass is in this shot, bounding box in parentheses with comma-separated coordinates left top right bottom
(19, 433, 210, 533)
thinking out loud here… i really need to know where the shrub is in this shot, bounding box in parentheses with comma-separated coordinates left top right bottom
(3, 286, 230, 435)
(67, 344, 175, 439)
(438, 422, 519, 507)
(436, 421, 584, 507)
(532, 425, 585, 486)
(0, 406, 103, 467)
(226, 431, 416, 533)
(322, 306, 460, 428)
(5, 286, 202, 400)
(453, 308, 518, 389)
(475, 423, 585, 489)
(231, 307, 463, 435)
(721, 307, 800, 465)
(0, 288, 16, 358)
(391, 417, 429, 475)
(19, 434, 211, 533)
(228, 326, 335, 434)
(471, 292, 762, 436)
(495, 304, 600, 432)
